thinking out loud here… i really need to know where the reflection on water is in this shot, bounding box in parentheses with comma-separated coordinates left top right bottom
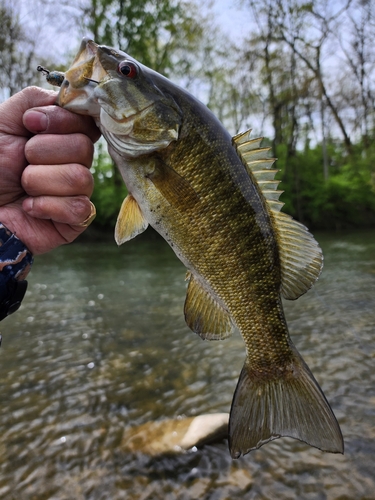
(0, 230, 374, 499)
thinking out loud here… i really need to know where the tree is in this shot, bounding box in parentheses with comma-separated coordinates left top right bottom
(0, 1, 41, 98)
(277, 0, 353, 155)
(75, 0, 206, 76)
(242, 0, 317, 161)
(335, 0, 375, 150)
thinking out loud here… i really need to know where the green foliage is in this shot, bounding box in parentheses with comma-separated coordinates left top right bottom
(72, 0, 375, 232)
(90, 141, 128, 230)
(90, 133, 375, 232)
(82, 0, 204, 76)
(277, 140, 375, 230)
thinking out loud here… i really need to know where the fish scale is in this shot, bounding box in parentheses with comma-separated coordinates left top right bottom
(51, 37, 344, 458)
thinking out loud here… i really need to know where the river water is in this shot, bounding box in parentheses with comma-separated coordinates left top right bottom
(0, 230, 374, 499)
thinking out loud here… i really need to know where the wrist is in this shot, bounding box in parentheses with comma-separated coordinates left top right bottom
(0, 223, 33, 321)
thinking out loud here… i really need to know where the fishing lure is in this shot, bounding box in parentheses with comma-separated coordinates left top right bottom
(37, 66, 64, 87)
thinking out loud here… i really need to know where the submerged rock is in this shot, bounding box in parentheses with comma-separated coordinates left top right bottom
(122, 413, 229, 456)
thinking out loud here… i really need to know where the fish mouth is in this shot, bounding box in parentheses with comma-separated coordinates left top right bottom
(56, 38, 104, 116)
(58, 37, 152, 125)
(57, 37, 181, 153)
(57, 38, 143, 122)
(84, 38, 99, 54)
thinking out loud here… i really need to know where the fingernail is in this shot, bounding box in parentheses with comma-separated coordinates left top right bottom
(23, 110, 48, 132)
(23, 198, 34, 213)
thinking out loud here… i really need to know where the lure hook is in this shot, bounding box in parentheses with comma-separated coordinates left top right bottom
(83, 76, 100, 84)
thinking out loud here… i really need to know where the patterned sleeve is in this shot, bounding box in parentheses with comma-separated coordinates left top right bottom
(0, 223, 34, 322)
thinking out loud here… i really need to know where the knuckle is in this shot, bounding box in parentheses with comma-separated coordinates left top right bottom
(21, 86, 41, 100)
(74, 133, 95, 155)
(65, 165, 94, 195)
(67, 134, 95, 167)
(21, 86, 56, 106)
(71, 196, 91, 218)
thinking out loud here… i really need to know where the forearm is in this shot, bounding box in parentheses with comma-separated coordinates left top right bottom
(0, 223, 33, 321)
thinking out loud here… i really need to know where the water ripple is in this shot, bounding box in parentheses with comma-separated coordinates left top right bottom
(0, 231, 374, 498)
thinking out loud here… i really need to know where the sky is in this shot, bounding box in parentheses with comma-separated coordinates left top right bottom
(208, 0, 250, 41)
(17, 0, 251, 63)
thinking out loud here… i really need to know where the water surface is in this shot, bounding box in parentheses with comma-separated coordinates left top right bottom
(0, 230, 374, 499)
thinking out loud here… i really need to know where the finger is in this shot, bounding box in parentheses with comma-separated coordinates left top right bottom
(22, 163, 94, 198)
(22, 195, 94, 226)
(23, 105, 101, 143)
(0, 87, 57, 136)
(25, 133, 95, 168)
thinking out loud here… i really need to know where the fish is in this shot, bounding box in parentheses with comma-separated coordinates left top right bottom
(53, 37, 343, 457)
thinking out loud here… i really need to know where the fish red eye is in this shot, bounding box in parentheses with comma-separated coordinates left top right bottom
(117, 61, 138, 78)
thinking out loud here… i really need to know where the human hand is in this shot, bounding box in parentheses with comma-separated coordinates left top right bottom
(0, 86, 100, 255)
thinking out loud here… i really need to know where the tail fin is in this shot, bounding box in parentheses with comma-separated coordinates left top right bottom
(229, 347, 343, 458)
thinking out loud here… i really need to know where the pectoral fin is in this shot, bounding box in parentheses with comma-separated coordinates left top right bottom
(147, 159, 199, 210)
(184, 273, 234, 340)
(115, 194, 149, 245)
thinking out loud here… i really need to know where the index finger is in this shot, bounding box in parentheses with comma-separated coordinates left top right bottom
(23, 105, 101, 143)
(0, 86, 57, 136)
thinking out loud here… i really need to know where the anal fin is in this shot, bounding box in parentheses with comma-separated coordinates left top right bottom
(184, 273, 234, 340)
(115, 194, 149, 245)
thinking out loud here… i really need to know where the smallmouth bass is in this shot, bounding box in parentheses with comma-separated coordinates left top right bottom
(52, 38, 343, 457)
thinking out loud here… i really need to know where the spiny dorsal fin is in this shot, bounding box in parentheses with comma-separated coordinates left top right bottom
(184, 272, 234, 340)
(233, 131, 281, 206)
(233, 129, 261, 148)
(115, 194, 149, 245)
(233, 129, 323, 299)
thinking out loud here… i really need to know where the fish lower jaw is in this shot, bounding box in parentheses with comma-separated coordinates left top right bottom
(58, 89, 100, 117)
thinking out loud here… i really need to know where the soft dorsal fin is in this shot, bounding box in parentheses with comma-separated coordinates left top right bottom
(184, 272, 234, 340)
(233, 129, 323, 299)
(115, 194, 149, 245)
(272, 211, 323, 299)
